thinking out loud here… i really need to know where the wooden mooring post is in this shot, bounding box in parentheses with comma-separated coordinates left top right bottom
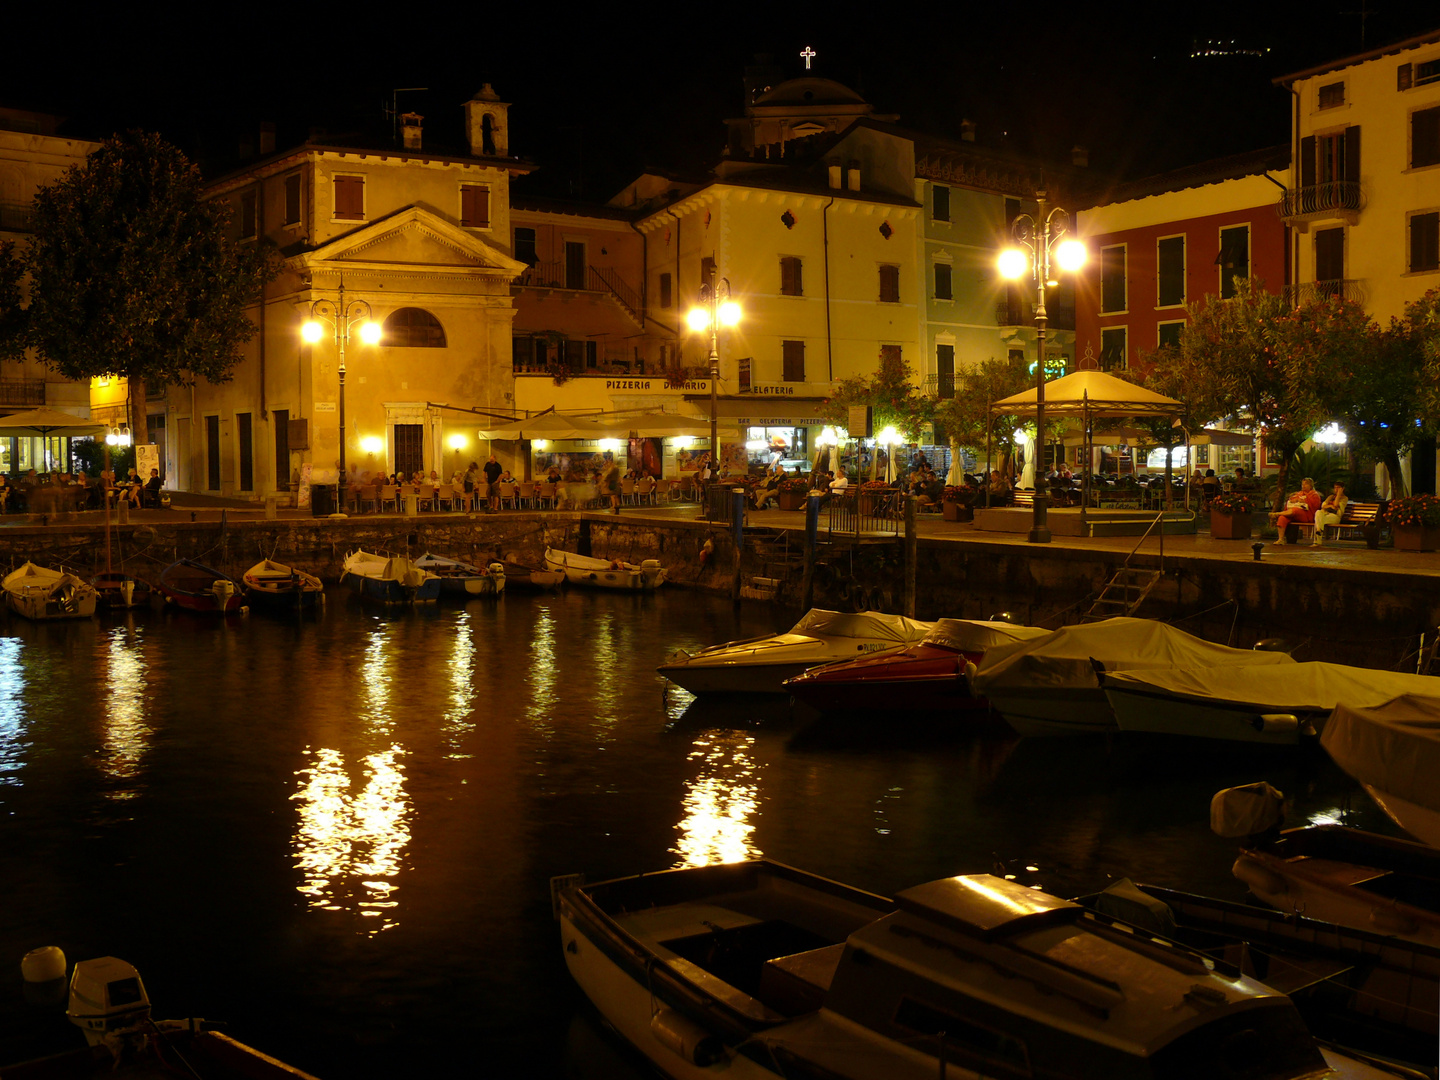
(801, 493, 820, 610)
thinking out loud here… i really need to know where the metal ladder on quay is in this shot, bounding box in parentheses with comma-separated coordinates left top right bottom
(1082, 509, 1170, 621)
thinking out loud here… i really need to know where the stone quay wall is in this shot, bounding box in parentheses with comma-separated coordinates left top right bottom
(1, 514, 1436, 670)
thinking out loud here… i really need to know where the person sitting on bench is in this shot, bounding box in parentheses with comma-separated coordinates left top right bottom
(1312, 481, 1348, 545)
(142, 468, 163, 508)
(1272, 477, 1321, 545)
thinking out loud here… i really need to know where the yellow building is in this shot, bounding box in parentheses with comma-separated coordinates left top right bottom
(184, 87, 528, 498)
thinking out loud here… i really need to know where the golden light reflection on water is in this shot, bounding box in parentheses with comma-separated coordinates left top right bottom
(292, 745, 410, 935)
(0, 638, 25, 786)
(525, 608, 557, 735)
(101, 626, 150, 800)
(672, 730, 762, 868)
(443, 611, 474, 757)
(360, 627, 393, 736)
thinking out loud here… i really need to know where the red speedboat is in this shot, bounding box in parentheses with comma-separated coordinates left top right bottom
(784, 618, 1049, 713)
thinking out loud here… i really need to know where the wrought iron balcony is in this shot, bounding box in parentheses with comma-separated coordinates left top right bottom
(0, 202, 35, 233)
(0, 379, 46, 406)
(1278, 181, 1364, 224)
(515, 261, 641, 323)
(1283, 279, 1366, 307)
(923, 373, 957, 400)
(995, 299, 1075, 331)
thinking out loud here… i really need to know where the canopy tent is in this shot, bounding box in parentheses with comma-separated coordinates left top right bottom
(1190, 427, 1254, 447)
(476, 411, 604, 441)
(0, 407, 108, 472)
(584, 411, 739, 440)
(992, 370, 1185, 514)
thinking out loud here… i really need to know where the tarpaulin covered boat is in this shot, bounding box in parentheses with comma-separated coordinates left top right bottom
(1322, 693, 1440, 846)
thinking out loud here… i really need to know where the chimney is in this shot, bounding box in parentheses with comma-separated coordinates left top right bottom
(464, 83, 509, 157)
(259, 122, 276, 156)
(1072, 145, 1089, 168)
(402, 112, 423, 151)
(961, 119, 976, 142)
(827, 162, 842, 189)
(847, 161, 860, 191)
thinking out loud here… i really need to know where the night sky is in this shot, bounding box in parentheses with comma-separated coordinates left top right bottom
(5, 3, 1435, 199)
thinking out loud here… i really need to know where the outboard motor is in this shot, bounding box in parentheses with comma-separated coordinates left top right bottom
(640, 559, 665, 589)
(211, 579, 235, 608)
(66, 957, 151, 1046)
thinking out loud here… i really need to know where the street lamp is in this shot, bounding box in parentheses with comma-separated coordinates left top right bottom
(302, 282, 380, 487)
(687, 276, 740, 478)
(998, 190, 1085, 544)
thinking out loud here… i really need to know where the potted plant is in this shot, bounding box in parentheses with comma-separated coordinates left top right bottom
(776, 477, 810, 511)
(1384, 494, 1440, 551)
(1210, 491, 1255, 540)
(941, 484, 974, 522)
(858, 479, 892, 516)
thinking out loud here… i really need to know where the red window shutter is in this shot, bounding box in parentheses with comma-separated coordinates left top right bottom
(334, 176, 363, 219)
(1300, 136, 1316, 189)
(462, 186, 490, 228)
(1399, 63, 1413, 91)
(1344, 125, 1361, 181)
(879, 265, 899, 303)
(1413, 108, 1440, 168)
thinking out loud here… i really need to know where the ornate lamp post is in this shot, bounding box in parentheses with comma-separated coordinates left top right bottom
(998, 190, 1086, 544)
(687, 277, 740, 477)
(302, 283, 380, 487)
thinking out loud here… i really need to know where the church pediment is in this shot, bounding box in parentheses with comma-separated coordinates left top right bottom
(295, 207, 527, 277)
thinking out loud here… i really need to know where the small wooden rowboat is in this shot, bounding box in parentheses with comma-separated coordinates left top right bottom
(414, 553, 506, 597)
(157, 559, 246, 614)
(500, 561, 564, 591)
(340, 550, 441, 604)
(91, 570, 152, 610)
(2, 562, 98, 620)
(544, 547, 665, 591)
(242, 559, 324, 611)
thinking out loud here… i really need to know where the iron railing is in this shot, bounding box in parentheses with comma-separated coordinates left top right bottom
(827, 490, 901, 537)
(1284, 279, 1366, 306)
(995, 298, 1075, 331)
(1278, 181, 1364, 221)
(0, 379, 45, 406)
(923, 373, 956, 399)
(517, 262, 642, 323)
(0, 202, 35, 233)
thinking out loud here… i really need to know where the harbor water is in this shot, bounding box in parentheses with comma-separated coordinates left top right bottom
(0, 589, 1395, 1077)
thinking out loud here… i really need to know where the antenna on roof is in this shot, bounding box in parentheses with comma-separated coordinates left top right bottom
(386, 88, 429, 146)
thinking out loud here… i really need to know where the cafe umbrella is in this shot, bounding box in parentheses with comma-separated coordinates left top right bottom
(0, 407, 108, 470)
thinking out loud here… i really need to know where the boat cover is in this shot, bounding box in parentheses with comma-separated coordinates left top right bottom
(790, 609, 932, 643)
(1106, 662, 1440, 714)
(971, 618, 1294, 696)
(1322, 693, 1440, 812)
(922, 619, 1050, 653)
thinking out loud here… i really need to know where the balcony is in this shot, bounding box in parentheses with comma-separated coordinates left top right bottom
(0, 379, 45, 407)
(1278, 181, 1364, 227)
(0, 202, 35, 233)
(516, 261, 641, 325)
(1283, 279, 1366, 307)
(923, 373, 956, 400)
(995, 299, 1075, 331)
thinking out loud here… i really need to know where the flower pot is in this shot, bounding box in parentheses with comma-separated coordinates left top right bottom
(1210, 511, 1253, 540)
(777, 489, 806, 511)
(942, 501, 972, 522)
(1393, 525, 1440, 552)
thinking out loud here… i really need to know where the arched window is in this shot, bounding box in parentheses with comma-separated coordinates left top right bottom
(383, 308, 447, 348)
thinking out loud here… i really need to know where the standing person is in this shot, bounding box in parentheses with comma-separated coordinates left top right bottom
(1312, 481, 1349, 545)
(483, 453, 502, 511)
(601, 454, 621, 514)
(1272, 477, 1322, 545)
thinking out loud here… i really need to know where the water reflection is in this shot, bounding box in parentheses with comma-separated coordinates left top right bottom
(443, 611, 475, 757)
(672, 730, 761, 868)
(100, 625, 150, 801)
(525, 608, 558, 737)
(292, 746, 410, 935)
(0, 638, 26, 787)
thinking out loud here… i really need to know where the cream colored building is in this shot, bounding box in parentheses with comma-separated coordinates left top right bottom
(184, 87, 528, 498)
(0, 108, 101, 472)
(1274, 27, 1440, 323)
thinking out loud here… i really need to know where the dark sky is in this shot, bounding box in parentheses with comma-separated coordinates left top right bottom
(4, 3, 1435, 198)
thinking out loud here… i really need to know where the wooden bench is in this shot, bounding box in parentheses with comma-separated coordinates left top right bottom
(1012, 491, 1035, 509)
(1324, 501, 1382, 542)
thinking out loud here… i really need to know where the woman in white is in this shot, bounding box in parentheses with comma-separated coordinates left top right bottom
(1312, 481, 1348, 545)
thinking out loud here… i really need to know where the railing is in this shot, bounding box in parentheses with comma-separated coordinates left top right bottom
(588, 266, 641, 323)
(516, 262, 642, 322)
(0, 202, 35, 233)
(706, 484, 742, 524)
(923, 373, 956, 399)
(0, 379, 45, 407)
(827, 490, 902, 537)
(995, 298, 1075, 331)
(1278, 181, 1364, 221)
(1284, 279, 1366, 306)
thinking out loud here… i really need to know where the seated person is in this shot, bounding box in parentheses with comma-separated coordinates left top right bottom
(1272, 477, 1322, 545)
(544, 466, 563, 484)
(815, 470, 845, 508)
(987, 470, 1012, 505)
(142, 468, 163, 507)
(1313, 481, 1349, 544)
(496, 469, 516, 485)
(122, 467, 144, 506)
(753, 468, 782, 510)
(0, 472, 9, 512)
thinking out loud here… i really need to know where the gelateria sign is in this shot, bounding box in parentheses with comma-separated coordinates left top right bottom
(603, 378, 711, 393)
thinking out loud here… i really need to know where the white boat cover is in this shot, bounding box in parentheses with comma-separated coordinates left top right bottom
(1106, 662, 1440, 714)
(971, 618, 1294, 696)
(790, 609, 932, 643)
(922, 618, 1050, 653)
(1321, 693, 1440, 812)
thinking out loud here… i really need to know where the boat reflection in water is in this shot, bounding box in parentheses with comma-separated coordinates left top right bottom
(672, 730, 762, 868)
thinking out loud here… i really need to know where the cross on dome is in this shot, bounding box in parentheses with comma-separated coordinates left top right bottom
(800, 46, 817, 70)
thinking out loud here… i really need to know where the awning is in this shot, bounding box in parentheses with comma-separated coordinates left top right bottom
(685, 397, 832, 427)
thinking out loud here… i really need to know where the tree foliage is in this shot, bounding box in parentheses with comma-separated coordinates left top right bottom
(19, 130, 277, 438)
(933, 357, 1032, 472)
(0, 241, 25, 363)
(821, 347, 933, 441)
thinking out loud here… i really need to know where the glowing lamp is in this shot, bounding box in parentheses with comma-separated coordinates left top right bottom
(717, 300, 741, 326)
(359, 322, 382, 346)
(997, 249, 1029, 280)
(532, 439, 549, 451)
(1013, 428, 1030, 446)
(447, 433, 467, 451)
(360, 436, 384, 455)
(672, 436, 694, 449)
(301, 321, 324, 343)
(686, 307, 711, 332)
(1055, 239, 1087, 273)
(599, 439, 622, 452)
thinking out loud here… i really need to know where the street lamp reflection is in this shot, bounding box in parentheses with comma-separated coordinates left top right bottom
(101, 626, 150, 801)
(672, 731, 761, 868)
(0, 639, 25, 788)
(443, 611, 475, 758)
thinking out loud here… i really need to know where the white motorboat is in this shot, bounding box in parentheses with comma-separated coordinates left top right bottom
(545, 547, 665, 591)
(554, 860, 1401, 1080)
(340, 550, 441, 604)
(969, 617, 1296, 737)
(1322, 693, 1440, 847)
(658, 609, 934, 695)
(2, 562, 98, 620)
(1103, 663, 1440, 746)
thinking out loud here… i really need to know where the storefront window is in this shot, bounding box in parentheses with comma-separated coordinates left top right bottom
(745, 427, 808, 470)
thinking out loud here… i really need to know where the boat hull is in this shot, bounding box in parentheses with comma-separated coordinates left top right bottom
(985, 687, 1117, 736)
(786, 645, 985, 713)
(158, 560, 246, 614)
(661, 659, 823, 696)
(243, 561, 323, 611)
(1359, 784, 1440, 848)
(1105, 685, 1313, 745)
(545, 548, 665, 591)
(347, 573, 441, 604)
(501, 562, 563, 590)
(4, 588, 98, 621)
(92, 571, 152, 610)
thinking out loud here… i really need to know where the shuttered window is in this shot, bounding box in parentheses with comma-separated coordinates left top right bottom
(1100, 245, 1126, 312)
(1413, 107, 1440, 168)
(1316, 228, 1345, 283)
(659, 272, 673, 309)
(283, 174, 301, 226)
(1157, 236, 1185, 306)
(1218, 225, 1250, 299)
(460, 184, 490, 228)
(1318, 81, 1345, 109)
(780, 256, 803, 296)
(514, 227, 537, 266)
(934, 262, 952, 301)
(932, 185, 950, 222)
(1100, 327, 1126, 372)
(333, 175, 364, 220)
(878, 264, 899, 303)
(782, 340, 805, 382)
(1411, 212, 1439, 273)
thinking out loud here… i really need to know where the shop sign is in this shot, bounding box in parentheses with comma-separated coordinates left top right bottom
(603, 378, 711, 393)
(742, 384, 797, 396)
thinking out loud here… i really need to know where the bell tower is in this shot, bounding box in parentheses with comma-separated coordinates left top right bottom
(465, 84, 508, 158)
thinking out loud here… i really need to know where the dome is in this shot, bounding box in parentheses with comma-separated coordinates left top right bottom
(751, 78, 868, 109)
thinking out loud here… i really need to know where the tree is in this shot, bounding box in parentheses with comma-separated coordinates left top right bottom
(821, 348, 933, 476)
(0, 241, 24, 363)
(1343, 297, 1435, 499)
(19, 131, 277, 442)
(932, 356, 1031, 479)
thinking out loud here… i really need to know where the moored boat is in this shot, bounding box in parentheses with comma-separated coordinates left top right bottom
(2, 562, 98, 620)
(340, 549, 440, 604)
(500, 560, 564, 591)
(784, 617, 1049, 713)
(414, 552, 506, 597)
(242, 559, 324, 611)
(970, 617, 1297, 737)
(659, 608, 934, 695)
(91, 570, 152, 610)
(1322, 694, 1440, 847)
(544, 547, 665, 591)
(157, 559, 246, 614)
(1103, 663, 1440, 746)
(555, 860, 1396, 1080)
